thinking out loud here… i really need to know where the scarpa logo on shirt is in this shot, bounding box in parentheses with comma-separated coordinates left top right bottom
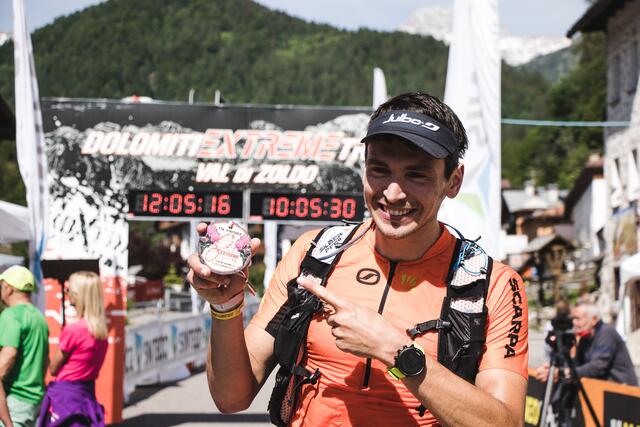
(504, 277, 523, 358)
(382, 113, 441, 132)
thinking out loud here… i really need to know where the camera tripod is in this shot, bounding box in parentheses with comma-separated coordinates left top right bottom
(539, 332, 601, 427)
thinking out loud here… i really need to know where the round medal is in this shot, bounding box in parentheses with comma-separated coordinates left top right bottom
(198, 221, 252, 275)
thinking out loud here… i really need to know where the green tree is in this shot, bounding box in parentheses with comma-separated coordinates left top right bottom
(502, 33, 606, 188)
(0, 139, 26, 205)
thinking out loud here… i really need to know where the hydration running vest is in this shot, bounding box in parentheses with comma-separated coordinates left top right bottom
(268, 223, 492, 426)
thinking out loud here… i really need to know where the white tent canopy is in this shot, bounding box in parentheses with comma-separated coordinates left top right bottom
(0, 200, 31, 243)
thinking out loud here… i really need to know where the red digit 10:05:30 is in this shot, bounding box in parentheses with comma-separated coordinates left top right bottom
(267, 196, 357, 219)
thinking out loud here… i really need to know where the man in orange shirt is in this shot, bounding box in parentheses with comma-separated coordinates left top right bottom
(187, 92, 528, 426)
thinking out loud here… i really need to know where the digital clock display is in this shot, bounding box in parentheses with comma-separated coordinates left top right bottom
(128, 190, 243, 218)
(249, 192, 365, 222)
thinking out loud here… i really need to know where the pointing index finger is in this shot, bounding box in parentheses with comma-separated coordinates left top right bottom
(298, 277, 348, 311)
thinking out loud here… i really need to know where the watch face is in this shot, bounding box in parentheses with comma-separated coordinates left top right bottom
(398, 347, 425, 376)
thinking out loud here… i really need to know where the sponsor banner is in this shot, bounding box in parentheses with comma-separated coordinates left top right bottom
(524, 373, 545, 427)
(525, 372, 584, 427)
(581, 377, 640, 427)
(604, 390, 640, 426)
(526, 370, 640, 427)
(124, 313, 211, 386)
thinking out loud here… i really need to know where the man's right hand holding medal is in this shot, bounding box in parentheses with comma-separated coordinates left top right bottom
(187, 222, 261, 309)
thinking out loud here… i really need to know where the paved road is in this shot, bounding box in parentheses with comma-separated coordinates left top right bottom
(529, 328, 547, 368)
(115, 370, 276, 427)
(115, 329, 547, 426)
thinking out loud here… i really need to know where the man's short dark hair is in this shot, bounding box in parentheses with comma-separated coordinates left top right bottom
(369, 92, 468, 178)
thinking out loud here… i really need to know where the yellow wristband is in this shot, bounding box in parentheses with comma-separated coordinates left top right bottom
(210, 302, 244, 321)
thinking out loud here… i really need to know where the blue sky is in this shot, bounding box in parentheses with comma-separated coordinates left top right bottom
(1, 0, 590, 38)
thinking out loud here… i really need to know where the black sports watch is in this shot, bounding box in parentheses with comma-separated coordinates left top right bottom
(387, 342, 426, 380)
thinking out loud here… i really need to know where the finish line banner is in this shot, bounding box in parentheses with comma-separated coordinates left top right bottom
(42, 99, 368, 192)
(41, 99, 370, 276)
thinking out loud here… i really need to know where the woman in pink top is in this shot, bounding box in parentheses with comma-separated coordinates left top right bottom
(38, 271, 108, 427)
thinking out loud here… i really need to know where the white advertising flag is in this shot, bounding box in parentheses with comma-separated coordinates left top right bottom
(373, 67, 388, 109)
(13, 0, 49, 310)
(440, 0, 502, 258)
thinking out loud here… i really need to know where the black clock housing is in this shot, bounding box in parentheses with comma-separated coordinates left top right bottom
(249, 192, 364, 222)
(249, 193, 364, 221)
(128, 190, 243, 218)
(396, 345, 426, 377)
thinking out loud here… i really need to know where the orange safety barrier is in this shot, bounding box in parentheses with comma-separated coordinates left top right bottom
(578, 377, 640, 427)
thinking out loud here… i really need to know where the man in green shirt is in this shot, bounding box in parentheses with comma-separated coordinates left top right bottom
(0, 266, 49, 427)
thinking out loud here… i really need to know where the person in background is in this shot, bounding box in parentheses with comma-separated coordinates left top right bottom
(535, 301, 637, 386)
(571, 302, 637, 385)
(0, 266, 49, 427)
(38, 272, 108, 427)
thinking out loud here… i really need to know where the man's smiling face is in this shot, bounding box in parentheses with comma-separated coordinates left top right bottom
(363, 137, 461, 243)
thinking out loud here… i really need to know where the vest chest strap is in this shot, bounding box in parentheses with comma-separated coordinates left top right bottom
(407, 319, 452, 339)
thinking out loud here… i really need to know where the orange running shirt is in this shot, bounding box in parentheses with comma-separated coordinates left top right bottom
(251, 220, 528, 426)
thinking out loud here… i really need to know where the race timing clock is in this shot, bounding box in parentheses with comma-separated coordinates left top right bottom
(249, 192, 365, 222)
(128, 190, 243, 218)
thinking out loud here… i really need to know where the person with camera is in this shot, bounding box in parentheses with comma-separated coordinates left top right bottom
(572, 302, 637, 385)
(187, 92, 529, 426)
(535, 302, 637, 386)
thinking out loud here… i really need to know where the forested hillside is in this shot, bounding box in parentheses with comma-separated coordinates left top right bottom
(504, 34, 606, 188)
(0, 0, 605, 203)
(0, 0, 454, 104)
(521, 46, 579, 85)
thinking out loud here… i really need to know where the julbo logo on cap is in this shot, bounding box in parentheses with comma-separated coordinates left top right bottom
(382, 112, 440, 132)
